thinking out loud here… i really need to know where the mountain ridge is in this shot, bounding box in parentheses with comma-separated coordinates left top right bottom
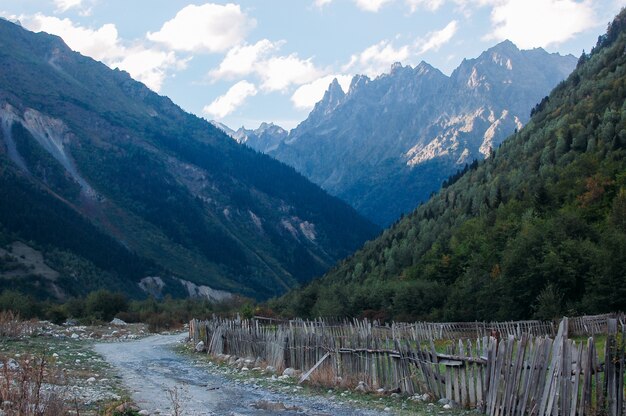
(229, 41, 576, 226)
(0, 19, 379, 301)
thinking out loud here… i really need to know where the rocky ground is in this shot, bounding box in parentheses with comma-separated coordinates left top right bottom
(0, 319, 152, 415)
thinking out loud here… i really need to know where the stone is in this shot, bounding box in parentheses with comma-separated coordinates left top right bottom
(384, 407, 392, 412)
(438, 398, 450, 405)
(355, 381, 367, 393)
(86, 377, 96, 383)
(444, 404, 452, 410)
(194, 341, 205, 352)
(138, 410, 150, 415)
(52, 353, 59, 358)
(377, 388, 386, 394)
(5, 359, 20, 371)
(110, 318, 128, 326)
(282, 367, 297, 377)
(71, 333, 80, 339)
(265, 365, 276, 374)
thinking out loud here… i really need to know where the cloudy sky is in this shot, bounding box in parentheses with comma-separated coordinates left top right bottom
(2, 1, 625, 130)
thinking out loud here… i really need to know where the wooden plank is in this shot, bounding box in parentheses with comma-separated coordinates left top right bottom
(468, 340, 477, 408)
(446, 365, 453, 400)
(460, 340, 468, 407)
(299, 352, 331, 384)
(606, 319, 618, 416)
(539, 318, 566, 416)
(562, 339, 572, 416)
(505, 334, 527, 416)
(570, 341, 583, 416)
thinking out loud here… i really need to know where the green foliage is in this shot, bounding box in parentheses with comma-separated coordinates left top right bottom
(271, 9, 626, 321)
(0, 290, 39, 318)
(85, 290, 128, 322)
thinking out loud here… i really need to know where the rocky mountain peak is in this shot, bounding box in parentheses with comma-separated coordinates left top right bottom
(348, 74, 370, 95)
(264, 40, 576, 226)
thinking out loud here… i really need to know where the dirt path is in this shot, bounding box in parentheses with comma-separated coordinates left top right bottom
(95, 333, 384, 416)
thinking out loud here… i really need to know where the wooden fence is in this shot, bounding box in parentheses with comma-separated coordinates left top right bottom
(189, 315, 625, 415)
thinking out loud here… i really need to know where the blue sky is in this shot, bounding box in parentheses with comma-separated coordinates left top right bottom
(2, 0, 625, 130)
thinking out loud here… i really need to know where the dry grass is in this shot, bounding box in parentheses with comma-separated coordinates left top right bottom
(0, 311, 37, 339)
(0, 354, 70, 415)
(307, 362, 339, 387)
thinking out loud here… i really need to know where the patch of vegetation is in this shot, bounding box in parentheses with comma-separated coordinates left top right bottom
(0, 287, 253, 332)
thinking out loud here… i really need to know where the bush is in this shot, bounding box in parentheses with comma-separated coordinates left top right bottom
(85, 290, 128, 322)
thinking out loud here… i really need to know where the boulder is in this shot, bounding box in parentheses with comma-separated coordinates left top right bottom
(355, 381, 368, 393)
(282, 367, 297, 377)
(110, 318, 127, 326)
(194, 341, 205, 352)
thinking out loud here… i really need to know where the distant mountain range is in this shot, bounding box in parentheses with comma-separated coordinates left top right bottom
(0, 19, 378, 301)
(217, 41, 577, 226)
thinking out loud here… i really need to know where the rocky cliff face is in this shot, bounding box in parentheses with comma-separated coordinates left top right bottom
(264, 41, 577, 225)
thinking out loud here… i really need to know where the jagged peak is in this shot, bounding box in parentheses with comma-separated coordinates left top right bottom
(327, 77, 345, 97)
(257, 122, 287, 135)
(488, 39, 519, 53)
(348, 74, 370, 94)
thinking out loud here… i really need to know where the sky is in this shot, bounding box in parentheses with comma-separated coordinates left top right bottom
(2, 1, 625, 130)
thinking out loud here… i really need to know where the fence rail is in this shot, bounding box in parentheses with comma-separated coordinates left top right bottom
(189, 313, 625, 416)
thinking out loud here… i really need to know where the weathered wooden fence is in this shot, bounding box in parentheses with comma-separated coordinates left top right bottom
(189, 314, 625, 415)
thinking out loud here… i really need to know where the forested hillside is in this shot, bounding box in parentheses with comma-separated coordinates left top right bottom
(271, 9, 626, 321)
(0, 19, 378, 301)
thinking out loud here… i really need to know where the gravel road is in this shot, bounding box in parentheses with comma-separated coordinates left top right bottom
(95, 333, 385, 416)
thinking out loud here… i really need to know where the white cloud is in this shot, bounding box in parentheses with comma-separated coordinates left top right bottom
(418, 20, 458, 54)
(354, 0, 394, 11)
(203, 80, 258, 118)
(20, 14, 185, 92)
(291, 74, 352, 110)
(485, 0, 597, 48)
(147, 3, 255, 53)
(257, 54, 323, 92)
(405, 0, 445, 12)
(314, 0, 334, 7)
(209, 39, 281, 80)
(209, 40, 324, 92)
(22, 14, 124, 61)
(53, 0, 83, 12)
(343, 40, 410, 77)
(111, 49, 190, 92)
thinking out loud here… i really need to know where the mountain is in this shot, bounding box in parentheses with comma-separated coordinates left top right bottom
(0, 19, 379, 301)
(264, 42, 577, 226)
(270, 10, 626, 321)
(212, 121, 288, 154)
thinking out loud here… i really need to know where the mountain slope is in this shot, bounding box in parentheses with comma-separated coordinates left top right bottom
(271, 10, 626, 321)
(265, 43, 576, 225)
(0, 19, 379, 300)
